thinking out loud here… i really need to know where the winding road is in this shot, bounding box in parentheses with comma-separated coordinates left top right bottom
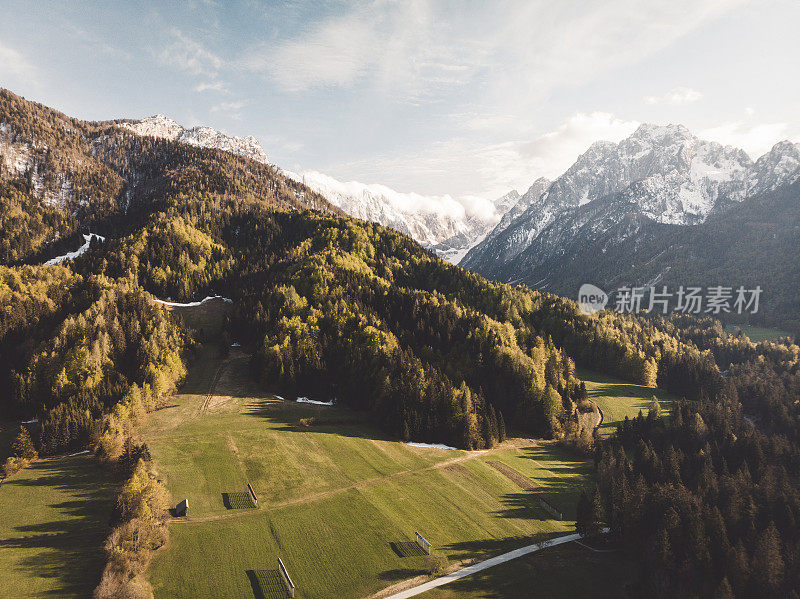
(380, 527, 611, 598)
(381, 533, 582, 598)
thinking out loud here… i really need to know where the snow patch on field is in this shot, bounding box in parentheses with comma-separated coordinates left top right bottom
(152, 295, 232, 307)
(405, 442, 459, 450)
(296, 397, 335, 406)
(45, 233, 105, 265)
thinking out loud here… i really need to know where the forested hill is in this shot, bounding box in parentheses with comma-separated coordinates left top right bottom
(0, 88, 336, 265)
(3, 90, 800, 596)
(1, 88, 720, 452)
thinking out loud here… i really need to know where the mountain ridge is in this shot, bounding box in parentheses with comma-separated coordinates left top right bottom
(118, 114, 270, 165)
(460, 124, 800, 328)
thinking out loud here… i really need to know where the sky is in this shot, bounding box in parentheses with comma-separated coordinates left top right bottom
(1, 0, 799, 211)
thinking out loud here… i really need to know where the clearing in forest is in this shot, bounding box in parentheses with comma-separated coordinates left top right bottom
(143, 345, 593, 599)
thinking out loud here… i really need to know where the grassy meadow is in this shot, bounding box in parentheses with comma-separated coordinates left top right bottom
(0, 454, 117, 598)
(723, 323, 793, 342)
(578, 369, 677, 437)
(143, 347, 594, 599)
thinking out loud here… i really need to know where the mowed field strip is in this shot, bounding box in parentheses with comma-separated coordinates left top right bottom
(143, 347, 594, 599)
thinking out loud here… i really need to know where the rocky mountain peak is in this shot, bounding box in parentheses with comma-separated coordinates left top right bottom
(747, 140, 800, 196)
(629, 122, 692, 143)
(460, 124, 797, 279)
(119, 115, 269, 164)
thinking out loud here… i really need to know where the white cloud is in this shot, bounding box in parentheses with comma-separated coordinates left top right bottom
(515, 112, 641, 179)
(645, 86, 703, 105)
(699, 121, 798, 158)
(0, 42, 39, 85)
(210, 100, 247, 120)
(240, 0, 740, 107)
(194, 80, 229, 93)
(240, 13, 378, 91)
(291, 169, 497, 223)
(240, 1, 482, 96)
(158, 28, 223, 77)
(322, 112, 640, 199)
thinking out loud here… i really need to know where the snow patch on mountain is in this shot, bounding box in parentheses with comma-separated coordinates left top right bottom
(119, 115, 269, 164)
(45, 233, 105, 265)
(0, 122, 35, 175)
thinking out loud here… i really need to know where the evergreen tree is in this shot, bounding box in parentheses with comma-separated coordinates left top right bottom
(576, 486, 604, 540)
(11, 426, 37, 460)
(752, 523, 784, 592)
(497, 409, 506, 442)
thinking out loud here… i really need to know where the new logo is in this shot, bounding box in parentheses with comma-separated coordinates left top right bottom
(578, 283, 608, 315)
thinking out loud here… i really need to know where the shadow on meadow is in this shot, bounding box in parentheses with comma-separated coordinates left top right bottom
(242, 395, 401, 444)
(246, 569, 288, 599)
(0, 455, 116, 596)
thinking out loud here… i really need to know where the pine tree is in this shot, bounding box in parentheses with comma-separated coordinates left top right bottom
(497, 409, 506, 442)
(12, 426, 37, 460)
(752, 522, 784, 591)
(576, 490, 591, 538)
(713, 577, 733, 599)
(647, 395, 662, 419)
(576, 486, 604, 540)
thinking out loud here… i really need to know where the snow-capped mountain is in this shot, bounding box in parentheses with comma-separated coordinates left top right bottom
(429, 190, 523, 263)
(461, 124, 800, 282)
(118, 116, 514, 261)
(539, 123, 753, 226)
(495, 180, 550, 235)
(746, 140, 800, 197)
(119, 115, 269, 164)
(286, 170, 514, 261)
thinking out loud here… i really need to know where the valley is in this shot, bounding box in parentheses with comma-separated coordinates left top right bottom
(141, 345, 592, 599)
(1, 75, 799, 599)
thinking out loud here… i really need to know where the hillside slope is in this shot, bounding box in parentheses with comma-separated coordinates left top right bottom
(0, 88, 335, 265)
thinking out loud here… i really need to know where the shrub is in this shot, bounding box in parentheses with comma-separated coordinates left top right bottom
(105, 518, 168, 577)
(425, 554, 449, 576)
(115, 459, 170, 522)
(1, 456, 28, 477)
(94, 568, 153, 599)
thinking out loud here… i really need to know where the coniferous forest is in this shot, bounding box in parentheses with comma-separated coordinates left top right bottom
(2, 88, 800, 597)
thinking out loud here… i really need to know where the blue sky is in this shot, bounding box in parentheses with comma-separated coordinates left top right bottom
(1, 0, 799, 202)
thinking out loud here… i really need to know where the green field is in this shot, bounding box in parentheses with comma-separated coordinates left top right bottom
(723, 324, 793, 342)
(143, 346, 594, 599)
(578, 369, 677, 437)
(420, 542, 634, 598)
(0, 454, 116, 598)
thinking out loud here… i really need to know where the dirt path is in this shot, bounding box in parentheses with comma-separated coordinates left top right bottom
(486, 461, 538, 491)
(198, 359, 226, 415)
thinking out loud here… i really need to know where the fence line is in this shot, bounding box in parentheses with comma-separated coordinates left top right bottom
(248, 483, 258, 507)
(415, 531, 432, 554)
(278, 558, 295, 598)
